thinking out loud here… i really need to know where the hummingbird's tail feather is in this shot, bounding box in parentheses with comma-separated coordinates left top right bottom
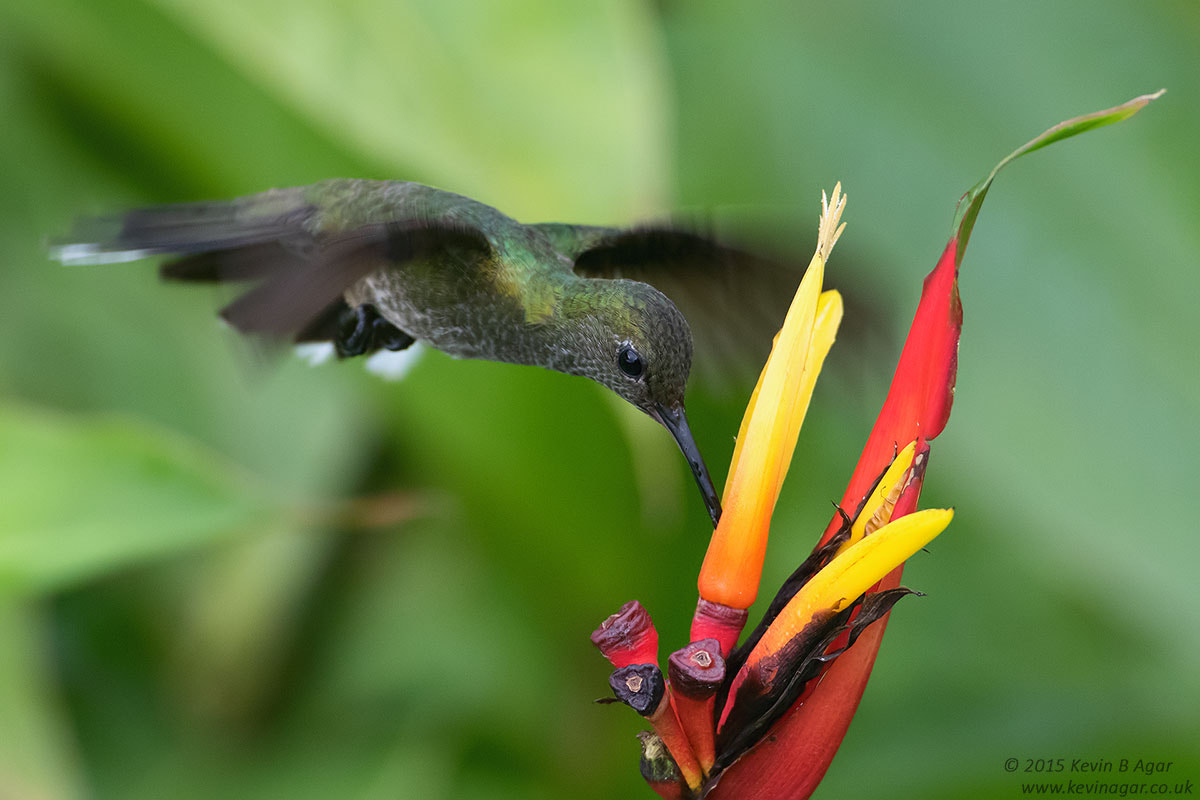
(51, 191, 316, 268)
(52, 194, 316, 268)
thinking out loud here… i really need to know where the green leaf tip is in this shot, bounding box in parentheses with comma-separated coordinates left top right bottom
(952, 88, 1166, 260)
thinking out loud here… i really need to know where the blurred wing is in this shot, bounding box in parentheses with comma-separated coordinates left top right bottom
(537, 223, 805, 390)
(211, 221, 492, 341)
(56, 197, 492, 344)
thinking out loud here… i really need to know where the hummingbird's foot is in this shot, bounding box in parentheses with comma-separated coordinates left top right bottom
(335, 304, 415, 358)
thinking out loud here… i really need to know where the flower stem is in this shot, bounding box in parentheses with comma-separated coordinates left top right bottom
(609, 664, 704, 791)
(668, 639, 725, 775)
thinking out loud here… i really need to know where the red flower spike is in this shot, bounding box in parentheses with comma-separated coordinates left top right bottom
(591, 600, 659, 669)
(713, 92, 1164, 798)
(591, 92, 1161, 799)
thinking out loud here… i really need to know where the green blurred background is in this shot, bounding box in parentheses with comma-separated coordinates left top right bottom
(2, 1, 1197, 798)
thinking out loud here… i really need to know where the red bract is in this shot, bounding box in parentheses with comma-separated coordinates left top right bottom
(819, 239, 959, 547)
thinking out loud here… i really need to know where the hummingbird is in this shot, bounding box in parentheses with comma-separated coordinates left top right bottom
(54, 180, 796, 527)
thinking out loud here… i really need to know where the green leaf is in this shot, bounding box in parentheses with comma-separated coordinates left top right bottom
(144, 0, 670, 220)
(0, 405, 283, 596)
(952, 89, 1165, 257)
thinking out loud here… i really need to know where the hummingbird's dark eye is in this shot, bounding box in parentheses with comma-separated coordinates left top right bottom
(617, 344, 645, 379)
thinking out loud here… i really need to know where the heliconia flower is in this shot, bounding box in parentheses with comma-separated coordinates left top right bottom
(592, 90, 1161, 799)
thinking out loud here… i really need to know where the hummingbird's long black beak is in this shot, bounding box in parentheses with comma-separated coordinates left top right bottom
(654, 402, 722, 528)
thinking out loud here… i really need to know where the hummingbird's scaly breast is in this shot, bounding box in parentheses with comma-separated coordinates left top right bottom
(350, 255, 535, 363)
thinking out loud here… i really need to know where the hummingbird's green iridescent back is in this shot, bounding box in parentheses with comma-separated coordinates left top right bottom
(310, 180, 578, 366)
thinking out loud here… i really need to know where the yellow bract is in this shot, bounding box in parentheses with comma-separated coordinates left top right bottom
(749, 507, 954, 660)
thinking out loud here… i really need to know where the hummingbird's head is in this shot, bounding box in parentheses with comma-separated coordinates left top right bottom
(561, 280, 722, 526)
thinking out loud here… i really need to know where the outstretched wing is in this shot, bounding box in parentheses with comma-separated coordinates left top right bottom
(54, 189, 493, 345)
(536, 222, 806, 389)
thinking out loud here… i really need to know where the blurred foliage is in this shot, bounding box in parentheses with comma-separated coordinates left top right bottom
(1, 0, 1197, 798)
